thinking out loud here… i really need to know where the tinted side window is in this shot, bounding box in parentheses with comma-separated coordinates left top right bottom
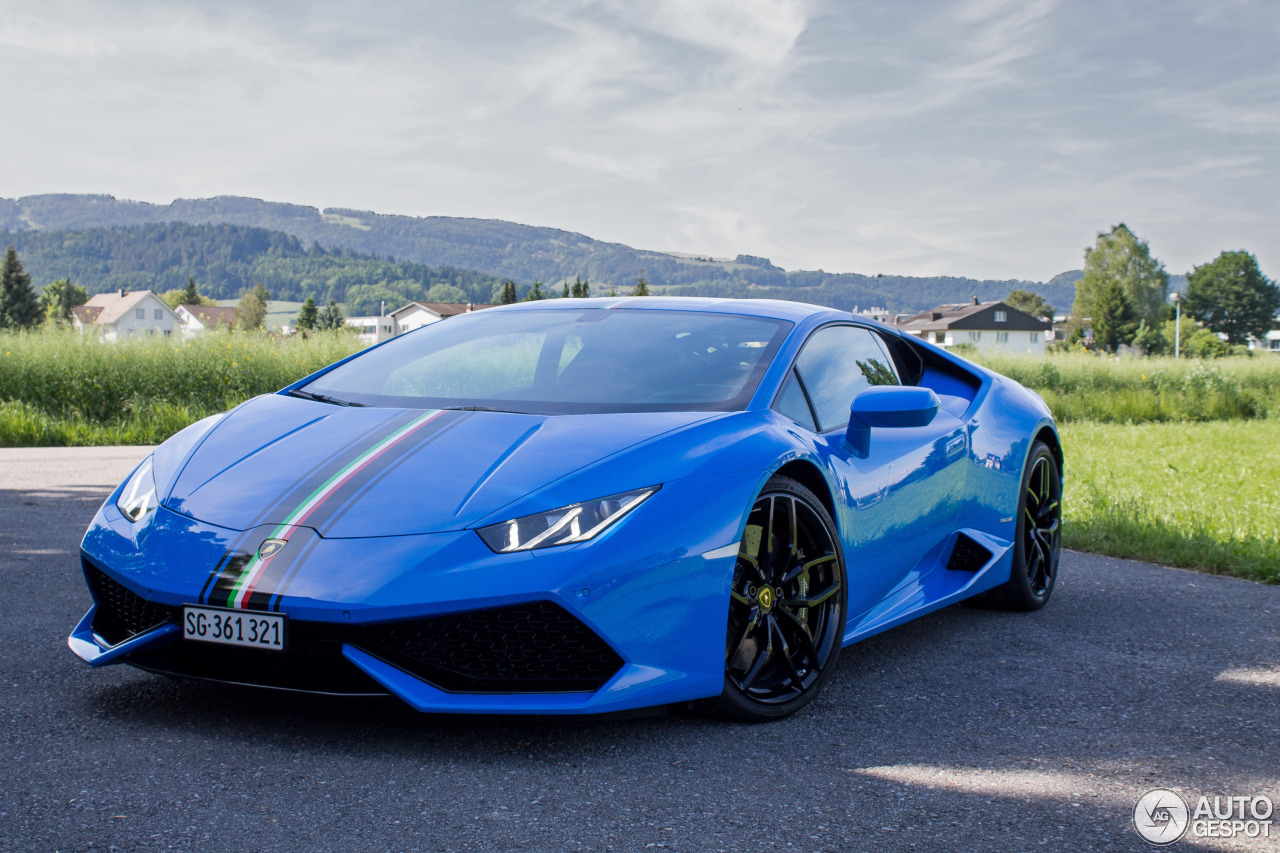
(772, 369, 816, 431)
(794, 327, 899, 431)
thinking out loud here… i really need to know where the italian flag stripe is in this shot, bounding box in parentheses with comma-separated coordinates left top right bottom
(227, 409, 444, 609)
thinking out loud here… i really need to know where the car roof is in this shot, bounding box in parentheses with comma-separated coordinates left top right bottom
(484, 296, 847, 324)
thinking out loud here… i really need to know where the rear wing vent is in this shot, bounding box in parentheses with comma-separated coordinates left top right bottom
(946, 532, 993, 573)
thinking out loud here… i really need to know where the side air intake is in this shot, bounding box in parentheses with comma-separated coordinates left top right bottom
(946, 532, 993, 573)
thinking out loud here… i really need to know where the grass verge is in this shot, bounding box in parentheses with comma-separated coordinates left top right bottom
(1060, 420, 1280, 583)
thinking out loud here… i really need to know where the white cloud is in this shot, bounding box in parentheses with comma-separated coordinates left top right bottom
(0, 0, 1275, 281)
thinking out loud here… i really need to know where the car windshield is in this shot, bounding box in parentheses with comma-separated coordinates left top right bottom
(299, 307, 792, 414)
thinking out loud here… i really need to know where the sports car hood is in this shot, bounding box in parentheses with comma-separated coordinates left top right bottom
(162, 394, 716, 538)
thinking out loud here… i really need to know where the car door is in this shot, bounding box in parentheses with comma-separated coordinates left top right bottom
(775, 325, 968, 620)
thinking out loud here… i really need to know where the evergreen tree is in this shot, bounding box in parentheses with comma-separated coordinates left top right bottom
(562, 282, 571, 298)
(522, 281, 546, 302)
(235, 284, 271, 331)
(498, 280, 518, 304)
(1184, 251, 1279, 344)
(181, 276, 200, 306)
(317, 299, 345, 330)
(0, 247, 42, 330)
(296, 296, 319, 331)
(1073, 224, 1167, 339)
(38, 278, 88, 326)
(571, 275, 590, 298)
(632, 275, 649, 297)
(1091, 277, 1138, 353)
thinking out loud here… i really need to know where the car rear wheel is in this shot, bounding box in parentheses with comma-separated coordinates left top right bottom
(980, 440, 1061, 611)
(706, 475, 846, 721)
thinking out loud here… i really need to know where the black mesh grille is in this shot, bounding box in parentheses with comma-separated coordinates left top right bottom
(85, 561, 178, 646)
(352, 601, 624, 693)
(946, 532, 993, 573)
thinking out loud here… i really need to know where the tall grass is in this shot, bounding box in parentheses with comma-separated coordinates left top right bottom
(0, 329, 362, 446)
(971, 353, 1280, 423)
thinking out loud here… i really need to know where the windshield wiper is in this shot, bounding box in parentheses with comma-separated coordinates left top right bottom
(289, 389, 365, 407)
(439, 405, 526, 414)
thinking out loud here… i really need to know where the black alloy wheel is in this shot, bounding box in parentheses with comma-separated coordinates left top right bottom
(708, 475, 846, 721)
(981, 440, 1062, 611)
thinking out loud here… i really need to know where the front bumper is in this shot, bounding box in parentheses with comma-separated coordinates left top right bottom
(70, 471, 759, 714)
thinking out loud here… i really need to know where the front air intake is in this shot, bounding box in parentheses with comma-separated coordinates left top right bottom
(352, 601, 624, 693)
(84, 561, 178, 646)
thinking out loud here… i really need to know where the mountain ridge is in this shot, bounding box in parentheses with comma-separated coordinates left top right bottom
(0, 193, 1080, 312)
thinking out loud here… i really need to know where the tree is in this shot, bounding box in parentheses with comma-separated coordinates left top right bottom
(317, 299, 345, 330)
(1073, 224, 1168, 346)
(571, 275, 590, 298)
(497, 280, 518, 304)
(1005, 289, 1055, 322)
(235, 284, 270, 331)
(1183, 251, 1279, 345)
(296, 296, 318, 332)
(38, 278, 88, 326)
(562, 282, 570, 298)
(632, 275, 649, 297)
(0, 247, 42, 330)
(1090, 277, 1138, 353)
(522, 281, 546, 302)
(425, 282, 468, 304)
(181, 276, 200, 306)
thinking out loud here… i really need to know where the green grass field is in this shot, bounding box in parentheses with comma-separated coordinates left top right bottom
(1060, 420, 1279, 583)
(972, 352, 1280, 422)
(2, 330, 1278, 582)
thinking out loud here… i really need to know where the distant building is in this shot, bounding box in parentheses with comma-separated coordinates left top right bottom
(176, 304, 237, 337)
(1249, 327, 1280, 353)
(899, 298, 1052, 356)
(345, 301, 496, 345)
(72, 291, 181, 342)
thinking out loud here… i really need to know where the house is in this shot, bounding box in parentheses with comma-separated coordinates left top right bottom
(899, 298, 1052, 355)
(1249, 328, 1280, 353)
(388, 301, 494, 335)
(344, 315, 398, 346)
(342, 301, 496, 345)
(176, 304, 237, 337)
(72, 291, 181, 342)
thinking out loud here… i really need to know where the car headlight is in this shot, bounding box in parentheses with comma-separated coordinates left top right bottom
(116, 457, 157, 523)
(477, 486, 659, 553)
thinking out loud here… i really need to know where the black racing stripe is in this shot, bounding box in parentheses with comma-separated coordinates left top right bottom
(204, 551, 254, 608)
(240, 411, 409, 531)
(279, 410, 463, 536)
(194, 410, 421, 604)
(234, 528, 317, 612)
(268, 535, 325, 612)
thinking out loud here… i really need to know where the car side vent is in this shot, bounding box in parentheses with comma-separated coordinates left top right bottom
(946, 533, 992, 573)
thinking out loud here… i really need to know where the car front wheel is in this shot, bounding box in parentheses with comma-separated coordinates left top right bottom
(707, 475, 847, 721)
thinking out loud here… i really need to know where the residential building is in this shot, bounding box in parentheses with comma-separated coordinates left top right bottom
(72, 291, 181, 342)
(176, 304, 237, 337)
(343, 301, 496, 345)
(899, 298, 1052, 356)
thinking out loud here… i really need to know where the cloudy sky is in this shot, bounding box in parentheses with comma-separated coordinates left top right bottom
(2, 0, 1276, 281)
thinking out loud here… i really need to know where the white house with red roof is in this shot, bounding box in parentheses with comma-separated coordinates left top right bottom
(72, 291, 181, 342)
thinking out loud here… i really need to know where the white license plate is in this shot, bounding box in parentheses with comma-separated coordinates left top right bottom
(182, 606, 287, 652)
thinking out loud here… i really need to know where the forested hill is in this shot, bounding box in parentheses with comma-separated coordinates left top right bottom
(1, 222, 504, 315)
(0, 193, 1078, 312)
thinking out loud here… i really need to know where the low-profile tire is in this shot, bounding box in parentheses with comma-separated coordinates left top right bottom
(979, 440, 1062, 611)
(705, 475, 847, 721)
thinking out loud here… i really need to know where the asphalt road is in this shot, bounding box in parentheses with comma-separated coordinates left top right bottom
(1, 447, 1277, 853)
